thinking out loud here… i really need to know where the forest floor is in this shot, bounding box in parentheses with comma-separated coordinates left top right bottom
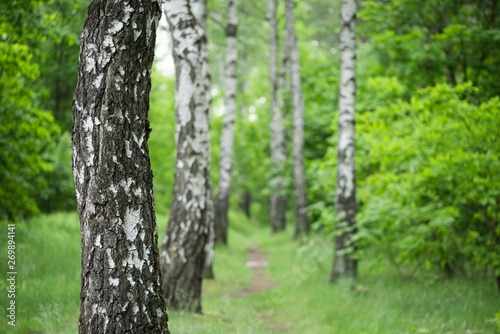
(232, 244, 274, 298)
(0, 210, 499, 333)
(232, 243, 291, 331)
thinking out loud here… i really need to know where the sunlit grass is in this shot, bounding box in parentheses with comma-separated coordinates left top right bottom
(0, 210, 498, 333)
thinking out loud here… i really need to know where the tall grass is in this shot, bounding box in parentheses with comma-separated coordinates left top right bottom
(0, 212, 81, 333)
(0, 210, 498, 333)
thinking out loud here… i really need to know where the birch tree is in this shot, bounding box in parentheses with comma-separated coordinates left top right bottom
(215, 0, 238, 245)
(331, 0, 357, 281)
(160, 0, 213, 312)
(71, 0, 169, 332)
(277, 17, 290, 116)
(268, 0, 287, 232)
(195, 0, 216, 280)
(285, 0, 310, 238)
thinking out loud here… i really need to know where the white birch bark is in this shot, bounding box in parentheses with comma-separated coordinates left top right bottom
(72, 0, 169, 332)
(193, 0, 216, 279)
(215, 0, 238, 245)
(277, 20, 291, 117)
(160, 0, 213, 312)
(331, 0, 358, 281)
(285, 0, 310, 238)
(268, 0, 287, 232)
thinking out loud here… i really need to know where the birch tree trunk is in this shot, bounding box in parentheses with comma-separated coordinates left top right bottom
(277, 19, 291, 116)
(268, 0, 287, 232)
(194, 0, 216, 280)
(331, 0, 358, 281)
(160, 0, 213, 312)
(239, 190, 252, 217)
(215, 0, 238, 245)
(72, 1, 169, 332)
(285, 0, 310, 239)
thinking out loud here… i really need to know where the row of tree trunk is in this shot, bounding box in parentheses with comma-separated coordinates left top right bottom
(215, 0, 238, 245)
(72, 0, 357, 332)
(268, 0, 310, 238)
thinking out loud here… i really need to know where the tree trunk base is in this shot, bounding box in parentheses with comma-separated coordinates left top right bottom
(215, 197, 229, 245)
(330, 254, 357, 283)
(203, 264, 215, 279)
(270, 193, 286, 232)
(239, 191, 252, 218)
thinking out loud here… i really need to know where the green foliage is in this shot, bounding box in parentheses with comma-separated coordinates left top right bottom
(495, 310, 500, 330)
(355, 83, 499, 276)
(304, 0, 500, 287)
(231, 72, 273, 223)
(34, 0, 89, 131)
(358, 0, 500, 96)
(0, 105, 58, 219)
(37, 132, 76, 213)
(310, 75, 500, 279)
(0, 0, 61, 220)
(148, 72, 177, 215)
(0, 0, 88, 218)
(295, 0, 341, 49)
(301, 43, 338, 161)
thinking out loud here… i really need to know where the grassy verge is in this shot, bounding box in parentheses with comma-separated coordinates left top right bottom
(0, 212, 81, 333)
(0, 210, 499, 333)
(251, 225, 500, 333)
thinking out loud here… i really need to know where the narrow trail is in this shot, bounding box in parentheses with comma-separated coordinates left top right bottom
(233, 243, 275, 297)
(232, 243, 290, 332)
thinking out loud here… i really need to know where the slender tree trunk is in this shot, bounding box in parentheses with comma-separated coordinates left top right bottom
(277, 18, 291, 115)
(161, 0, 213, 313)
(192, 0, 216, 281)
(239, 190, 252, 218)
(215, 0, 238, 245)
(203, 214, 215, 279)
(72, 1, 169, 332)
(236, 47, 252, 220)
(285, 0, 310, 239)
(331, 0, 358, 282)
(268, 0, 287, 232)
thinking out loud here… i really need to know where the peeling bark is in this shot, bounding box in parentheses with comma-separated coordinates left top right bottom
(160, 0, 213, 312)
(268, 0, 287, 232)
(215, 0, 238, 245)
(72, 0, 169, 333)
(331, 0, 358, 282)
(285, 0, 310, 239)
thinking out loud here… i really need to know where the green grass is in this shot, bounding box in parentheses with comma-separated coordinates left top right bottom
(252, 226, 500, 333)
(0, 212, 81, 333)
(0, 210, 499, 333)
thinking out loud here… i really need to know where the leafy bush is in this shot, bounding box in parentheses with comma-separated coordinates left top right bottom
(0, 0, 65, 219)
(310, 78, 500, 283)
(37, 132, 76, 213)
(354, 83, 500, 278)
